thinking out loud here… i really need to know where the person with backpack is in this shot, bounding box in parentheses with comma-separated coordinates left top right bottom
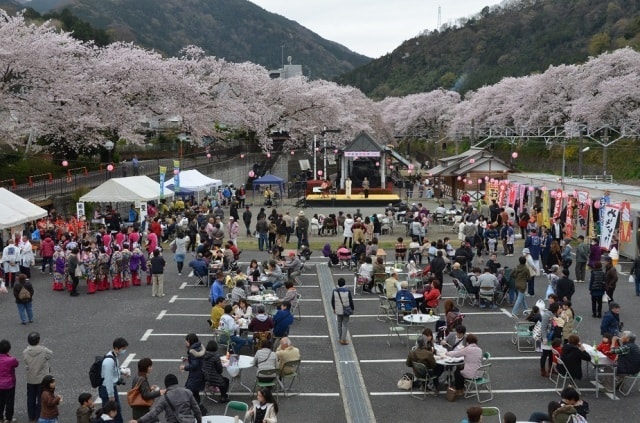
(12, 272, 34, 324)
(95, 337, 129, 423)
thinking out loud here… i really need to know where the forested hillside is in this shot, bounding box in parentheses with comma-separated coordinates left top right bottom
(338, 0, 640, 99)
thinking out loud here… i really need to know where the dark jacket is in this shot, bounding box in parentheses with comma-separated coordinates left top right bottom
(13, 279, 34, 304)
(406, 347, 437, 376)
(605, 265, 618, 294)
(183, 342, 205, 392)
(559, 343, 591, 380)
(589, 269, 605, 295)
(555, 277, 575, 301)
(273, 309, 294, 337)
(137, 385, 202, 423)
(202, 351, 226, 387)
(512, 263, 529, 293)
(600, 310, 621, 336)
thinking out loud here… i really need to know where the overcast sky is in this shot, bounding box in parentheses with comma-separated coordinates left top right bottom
(250, 0, 504, 58)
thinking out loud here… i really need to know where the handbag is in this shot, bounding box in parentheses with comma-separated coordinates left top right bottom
(445, 387, 457, 402)
(170, 240, 177, 254)
(337, 290, 353, 316)
(74, 265, 83, 277)
(629, 274, 635, 284)
(397, 373, 412, 390)
(602, 293, 610, 303)
(127, 380, 153, 407)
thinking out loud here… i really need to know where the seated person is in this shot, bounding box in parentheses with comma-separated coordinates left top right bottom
(406, 335, 445, 391)
(253, 339, 278, 382)
(395, 237, 407, 262)
(233, 298, 252, 319)
(385, 272, 400, 301)
(445, 333, 483, 396)
(526, 305, 542, 331)
(230, 280, 247, 304)
(477, 267, 498, 309)
(357, 257, 374, 292)
(321, 243, 332, 258)
(395, 281, 416, 314)
(421, 280, 441, 313)
(280, 281, 298, 310)
(610, 331, 640, 382)
(558, 334, 591, 380)
(408, 237, 422, 263)
(442, 324, 467, 351)
(202, 340, 230, 403)
(282, 251, 304, 281)
(276, 337, 301, 375)
(209, 296, 226, 329)
(322, 215, 336, 235)
(336, 244, 352, 263)
(273, 301, 294, 338)
(351, 239, 367, 265)
(188, 254, 209, 278)
(219, 304, 249, 353)
(248, 305, 275, 333)
(264, 259, 286, 291)
(226, 241, 241, 261)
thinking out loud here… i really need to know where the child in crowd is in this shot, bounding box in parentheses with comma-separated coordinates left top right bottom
(76, 392, 94, 423)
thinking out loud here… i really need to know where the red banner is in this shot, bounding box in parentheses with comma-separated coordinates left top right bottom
(565, 197, 574, 238)
(498, 181, 508, 207)
(508, 183, 517, 207)
(553, 190, 563, 219)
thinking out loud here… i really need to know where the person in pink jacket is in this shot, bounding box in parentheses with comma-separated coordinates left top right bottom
(446, 333, 483, 396)
(0, 339, 19, 423)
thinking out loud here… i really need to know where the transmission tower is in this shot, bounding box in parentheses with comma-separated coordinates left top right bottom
(437, 6, 441, 29)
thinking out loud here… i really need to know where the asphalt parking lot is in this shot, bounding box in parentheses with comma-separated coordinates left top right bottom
(1, 204, 639, 423)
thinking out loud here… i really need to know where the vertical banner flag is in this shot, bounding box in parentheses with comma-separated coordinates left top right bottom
(485, 182, 499, 205)
(542, 189, 550, 228)
(508, 183, 518, 208)
(173, 160, 181, 192)
(137, 201, 147, 224)
(577, 191, 590, 233)
(518, 184, 527, 212)
(552, 190, 563, 220)
(598, 192, 610, 235)
(565, 196, 574, 239)
(159, 166, 167, 199)
(600, 204, 619, 250)
(76, 202, 85, 220)
(619, 201, 632, 243)
(497, 180, 508, 207)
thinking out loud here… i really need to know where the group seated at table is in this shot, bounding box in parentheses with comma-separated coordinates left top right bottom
(406, 333, 445, 392)
(445, 333, 483, 397)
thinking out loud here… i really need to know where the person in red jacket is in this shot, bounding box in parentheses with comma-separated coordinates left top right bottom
(40, 236, 55, 274)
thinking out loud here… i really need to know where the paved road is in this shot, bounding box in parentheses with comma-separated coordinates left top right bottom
(1, 204, 639, 423)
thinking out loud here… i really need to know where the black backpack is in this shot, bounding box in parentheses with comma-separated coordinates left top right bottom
(89, 354, 114, 388)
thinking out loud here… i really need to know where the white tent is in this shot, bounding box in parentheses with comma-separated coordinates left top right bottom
(0, 188, 48, 229)
(163, 169, 222, 193)
(80, 176, 174, 203)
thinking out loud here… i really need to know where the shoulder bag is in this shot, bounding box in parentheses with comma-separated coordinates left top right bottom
(127, 379, 153, 407)
(397, 373, 412, 390)
(336, 290, 353, 316)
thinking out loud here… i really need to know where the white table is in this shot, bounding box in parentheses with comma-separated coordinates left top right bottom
(583, 344, 618, 399)
(223, 354, 254, 394)
(203, 416, 235, 423)
(435, 355, 464, 387)
(403, 314, 439, 324)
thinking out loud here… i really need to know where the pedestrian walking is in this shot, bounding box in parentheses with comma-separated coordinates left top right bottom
(331, 278, 354, 345)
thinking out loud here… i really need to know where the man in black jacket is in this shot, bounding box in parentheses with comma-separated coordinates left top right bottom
(556, 269, 575, 302)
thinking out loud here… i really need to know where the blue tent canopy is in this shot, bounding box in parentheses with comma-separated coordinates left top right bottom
(165, 185, 195, 197)
(251, 174, 285, 198)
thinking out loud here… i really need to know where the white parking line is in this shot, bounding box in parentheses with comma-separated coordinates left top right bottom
(156, 310, 167, 320)
(140, 329, 154, 342)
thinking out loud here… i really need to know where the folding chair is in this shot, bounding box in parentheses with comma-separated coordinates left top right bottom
(290, 293, 302, 321)
(187, 270, 208, 287)
(254, 368, 279, 398)
(202, 382, 223, 404)
(464, 352, 493, 403)
(373, 272, 387, 295)
(252, 331, 273, 354)
(479, 288, 496, 309)
(410, 362, 438, 399)
(619, 372, 640, 396)
(213, 329, 235, 354)
(387, 308, 411, 346)
(279, 359, 301, 397)
(481, 407, 502, 423)
(510, 314, 536, 352)
(376, 295, 394, 322)
(554, 354, 581, 395)
(223, 401, 249, 419)
(571, 315, 583, 334)
(353, 273, 367, 295)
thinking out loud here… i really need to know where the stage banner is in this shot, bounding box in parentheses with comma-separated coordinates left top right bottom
(542, 190, 550, 228)
(159, 166, 167, 199)
(553, 189, 563, 219)
(600, 204, 619, 250)
(619, 201, 632, 243)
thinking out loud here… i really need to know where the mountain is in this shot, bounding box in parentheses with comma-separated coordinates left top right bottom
(13, 0, 370, 80)
(0, 0, 24, 13)
(338, 0, 640, 99)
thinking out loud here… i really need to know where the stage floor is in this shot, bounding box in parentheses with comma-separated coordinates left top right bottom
(304, 193, 402, 207)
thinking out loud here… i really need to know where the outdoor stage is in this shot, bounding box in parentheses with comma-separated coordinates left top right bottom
(304, 193, 402, 207)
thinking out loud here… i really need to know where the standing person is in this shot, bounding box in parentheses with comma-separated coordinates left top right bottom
(24, 332, 52, 422)
(130, 374, 202, 423)
(256, 215, 269, 252)
(600, 302, 622, 336)
(0, 339, 18, 423)
(588, 261, 606, 318)
(170, 231, 189, 276)
(556, 269, 575, 303)
(130, 358, 163, 421)
(13, 273, 34, 324)
(39, 375, 62, 423)
(149, 249, 165, 298)
(331, 278, 354, 346)
(242, 206, 252, 237)
(604, 257, 618, 301)
(295, 211, 309, 250)
(3, 239, 20, 288)
(19, 235, 34, 280)
(40, 236, 55, 275)
(361, 177, 370, 199)
(540, 303, 562, 377)
(522, 248, 539, 297)
(342, 213, 354, 249)
(99, 337, 129, 423)
(179, 334, 206, 413)
(132, 155, 140, 176)
(574, 235, 589, 283)
(76, 393, 94, 423)
(67, 247, 81, 297)
(227, 217, 239, 246)
(345, 177, 352, 198)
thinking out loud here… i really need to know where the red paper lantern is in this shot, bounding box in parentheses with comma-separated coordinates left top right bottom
(107, 164, 114, 172)
(317, 170, 323, 176)
(248, 170, 255, 178)
(594, 201, 601, 209)
(290, 151, 295, 155)
(457, 176, 462, 181)
(477, 179, 482, 184)
(62, 160, 68, 167)
(240, 154, 245, 159)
